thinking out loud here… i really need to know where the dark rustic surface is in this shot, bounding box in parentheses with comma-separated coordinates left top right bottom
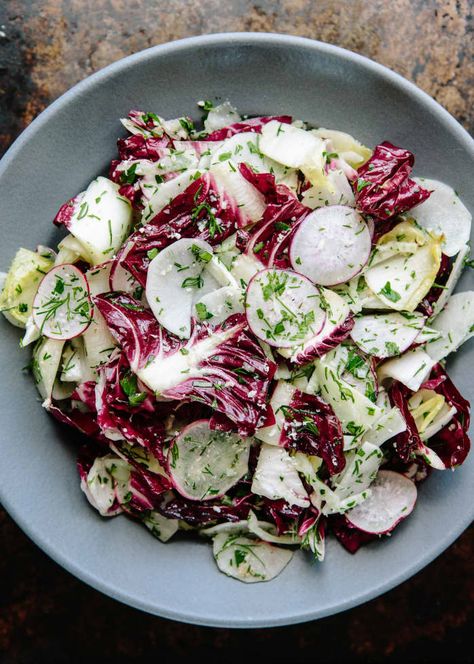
(0, 1, 473, 662)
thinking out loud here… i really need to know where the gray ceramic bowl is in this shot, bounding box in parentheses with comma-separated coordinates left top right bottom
(0, 33, 473, 628)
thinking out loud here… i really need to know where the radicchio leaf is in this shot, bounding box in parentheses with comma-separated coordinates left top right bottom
(95, 293, 276, 435)
(354, 142, 431, 221)
(158, 491, 253, 526)
(120, 173, 238, 286)
(330, 514, 377, 553)
(420, 364, 471, 468)
(203, 115, 292, 141)
(418, 253, 452, 317)
(388, 381, 423, 464)
(280, 390, 345, 475)
(238, 163, 310, 267)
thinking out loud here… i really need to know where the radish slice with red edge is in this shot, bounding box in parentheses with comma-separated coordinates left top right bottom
(350, 312, 426, 358)
(345, 470, 417, 534)
(168, 420, 251, 501)
(33, 264, 92, 340)
(245, 268, 326, 348)
(289, 205, 371, 286)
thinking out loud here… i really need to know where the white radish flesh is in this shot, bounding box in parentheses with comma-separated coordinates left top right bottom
(168, 420, 251, 501)
(289, 206, 371, 286)
(350, 312, 425, 358)
(345, 470, 417, 534)
(146, 238, 214, 338)
(411, 179, 472, 257)
(289, 288, 351, 363)
(33, 264, 93, 340)
(212, 532, 293, 583)
(425, 291, 474, 362)
(245, 268, 326, 348)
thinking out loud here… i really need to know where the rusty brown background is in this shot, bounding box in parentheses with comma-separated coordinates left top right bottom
(0, 1, 473, 662)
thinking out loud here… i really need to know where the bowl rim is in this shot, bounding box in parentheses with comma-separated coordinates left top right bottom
(0, 31, 473, 628)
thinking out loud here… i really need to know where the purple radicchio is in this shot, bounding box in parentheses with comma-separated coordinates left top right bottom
(420, 364, 471, 468)
(330, 514, 377, 553)
(94, 293, 276, 436)
(120, 173, 238, 287)
(280, 390, 346, 475)
(203, 115, 292, 141)
(237, 163, 310, 268)
(354, 141, 431, 221)
(158, 491, 253, 526)
(389, 364, 470, 469)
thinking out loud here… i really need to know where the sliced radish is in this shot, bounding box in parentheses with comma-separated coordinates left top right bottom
(289, 206, 371, 286)
(377, 348, 435, 392)
(345, 470, 417, 534)
(146, 238, 215, 338)
(245, 268, 326, 348)
(168, 420, 251, 501)
(411, 179, 472, 257)
(212, 532, 293, 583)
(33, 264, 93, 340)
(350, 312, 425, 358)
(251, 443, 310, 508)
(288, 288, 352, 364)
(425, 291, 474, 362)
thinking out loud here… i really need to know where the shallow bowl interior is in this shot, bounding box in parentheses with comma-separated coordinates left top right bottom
(0, 33, 473, 628)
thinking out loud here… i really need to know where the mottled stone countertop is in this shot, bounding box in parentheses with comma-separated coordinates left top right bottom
(0, 1, 472, 662)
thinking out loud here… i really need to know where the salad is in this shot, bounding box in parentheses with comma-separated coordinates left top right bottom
(1, 101, 472, 584)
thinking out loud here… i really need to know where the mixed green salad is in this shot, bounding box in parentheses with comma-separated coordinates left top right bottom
(1, 101, 472, 583)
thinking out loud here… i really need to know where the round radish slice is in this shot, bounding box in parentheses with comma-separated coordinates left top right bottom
(289, 205, 371, 286)
(168, 420, 251, 501)
(146, 238, 215, 339)
(345, 470, 417, 534)
(33, 264, 92, 340)
(350, 312, 425, 358)
(245, 268, 326, 348)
